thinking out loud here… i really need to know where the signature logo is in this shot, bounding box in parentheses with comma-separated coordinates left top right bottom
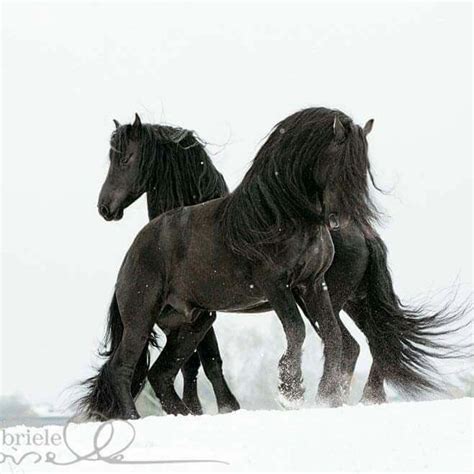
(1, 420, 229, 466)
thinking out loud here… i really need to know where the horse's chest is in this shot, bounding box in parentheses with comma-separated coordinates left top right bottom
(290, 227, 334, 284)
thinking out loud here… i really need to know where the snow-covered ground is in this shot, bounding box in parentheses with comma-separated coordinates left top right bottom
(2, 398, 472, 472)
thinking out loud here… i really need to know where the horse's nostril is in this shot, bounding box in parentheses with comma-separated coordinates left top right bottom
(99, 204, 110, 218)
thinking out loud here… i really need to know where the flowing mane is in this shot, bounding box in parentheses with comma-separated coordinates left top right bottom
(111, 123, 228, 216)
(219, 107, 380, 261)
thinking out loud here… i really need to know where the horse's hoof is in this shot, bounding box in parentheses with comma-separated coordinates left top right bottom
(183, 398, 203, 416)
(218, 400, 240, 414)
(360, 391, 387, 405)
(316, 396, 342, 408)
(278, 392, 304, 410)
(122, 409, 140, 420)
(165, 403, 192, 416)
(218, 395, 240, 414)
(316, 388, 344, 408)
(277, 383, 305, 410)
(340, 378, 353, 403)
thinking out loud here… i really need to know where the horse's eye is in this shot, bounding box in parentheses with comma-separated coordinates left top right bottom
(121, 153, 133, 165)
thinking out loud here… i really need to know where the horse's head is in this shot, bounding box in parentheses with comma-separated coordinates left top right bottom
(313, 110, 377, 227)
(98, 114, 146, 221)
(312, 112, 373, 187)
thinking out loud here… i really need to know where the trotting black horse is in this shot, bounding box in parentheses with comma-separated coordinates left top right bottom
(81, 107, 381, 420)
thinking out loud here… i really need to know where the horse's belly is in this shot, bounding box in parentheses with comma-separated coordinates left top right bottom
(217, 297, 269, 313)
(179, 285, 267, 313)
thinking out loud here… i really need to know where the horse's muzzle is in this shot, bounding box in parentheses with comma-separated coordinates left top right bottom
(98, 203, 123, 221)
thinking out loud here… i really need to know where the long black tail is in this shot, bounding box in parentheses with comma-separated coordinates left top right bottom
(77, 293, 152, 420)
(353, 233, 471, 397)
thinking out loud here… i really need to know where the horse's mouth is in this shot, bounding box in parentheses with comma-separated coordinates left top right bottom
(110, 209, 124, 221)
(101, 208, 124, 221)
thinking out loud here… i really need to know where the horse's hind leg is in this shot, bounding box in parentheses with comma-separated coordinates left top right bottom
(361, 363, 387, 404)
(197, 325, 240, 413)
(148, 310, 216, 415)
(344, 300, 387, 404)
(109, 293, 160, 419)
(260, 282, 306, 406)
(339, 323, 360, 400)
(298, 279, 343, 407)
(181, 351, 203, 415)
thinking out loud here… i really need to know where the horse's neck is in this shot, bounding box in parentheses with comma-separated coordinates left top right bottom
(146, 190, 177, 221)
(144, 146, 227, 221)
(144, 146, 188, 220)
(146, 191, 159, 221)
(145, 182, 196, 220)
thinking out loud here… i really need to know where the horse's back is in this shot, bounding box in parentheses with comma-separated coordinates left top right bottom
(121, 198, 225, 273)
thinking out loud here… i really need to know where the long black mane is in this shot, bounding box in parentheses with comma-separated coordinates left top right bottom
(220, 107, 380, 261)
(111, 123, 228, 216)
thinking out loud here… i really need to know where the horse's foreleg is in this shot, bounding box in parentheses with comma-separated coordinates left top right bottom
(299, 279, 343, 407)
(148, 311, 216, 415)
(295, 292, 359, 403)
(181, 322, 240, 415)
(261, 283, 306, 406)
(197, 324, 240, 414)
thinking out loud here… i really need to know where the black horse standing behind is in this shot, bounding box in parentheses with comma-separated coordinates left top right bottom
(96, 114, 239, 415)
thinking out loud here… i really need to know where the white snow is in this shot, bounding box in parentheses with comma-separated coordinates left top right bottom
(2, 398, 472, 472)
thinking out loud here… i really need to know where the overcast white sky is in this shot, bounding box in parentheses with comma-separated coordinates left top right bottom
(1, 1, 472, 410)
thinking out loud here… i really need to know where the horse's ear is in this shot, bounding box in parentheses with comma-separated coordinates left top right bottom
(333, 116, 345, 143)
(363, 119, 374, 136)
(113, 119, 120, 129)
(133, 113, 142, 129)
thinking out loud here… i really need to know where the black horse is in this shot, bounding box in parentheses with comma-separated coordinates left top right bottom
(80, 107, 381, 419)
(96, 114, 240, 415)
(252, 110, 467, 401)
